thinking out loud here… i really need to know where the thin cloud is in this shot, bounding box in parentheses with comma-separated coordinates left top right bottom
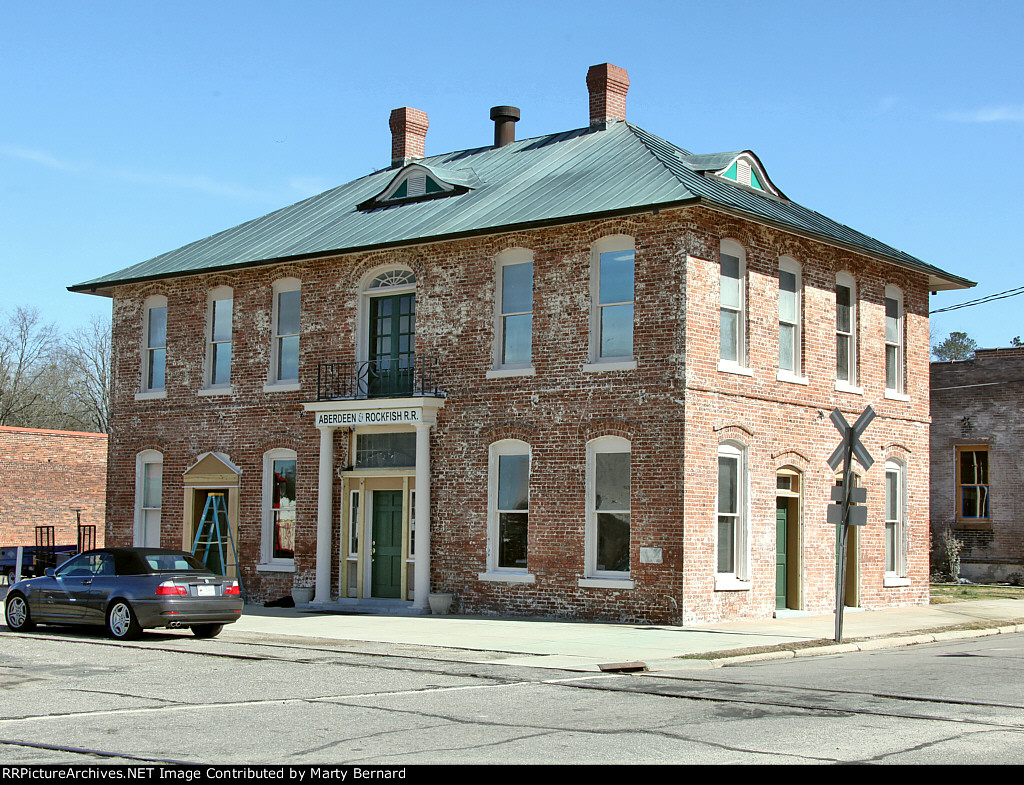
(942, 105, 1024, 123)
(1, 144, 274, 201)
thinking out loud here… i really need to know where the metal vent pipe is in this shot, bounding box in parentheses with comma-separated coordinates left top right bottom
(490, 106, 520, 148)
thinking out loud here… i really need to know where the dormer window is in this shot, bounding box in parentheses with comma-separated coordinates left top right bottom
(721, 155, 766, 191)
(358, 164, 482, 211)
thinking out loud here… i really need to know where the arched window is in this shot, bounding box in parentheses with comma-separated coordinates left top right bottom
(493, 249, 534, 372)
(134, 450, 163, 547)
(778, 257, 802, 378)
(269, 278, 301, 386)
(140, 295, 167, 394)
(885, 284, 904, 395)
(720, 240, 747, 368)
(482, 439, 532, 578)
(585, 436, 631, 578)
(204, 286, 233, 390)
(717, 441, 750, 588)
(885, 459, 908, 581)
(589, 236, 635, 367)
(836, 272, 858, 388)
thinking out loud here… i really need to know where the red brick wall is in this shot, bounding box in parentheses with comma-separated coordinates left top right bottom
(0, 426, 107, 549)
(103, 204, 933, 623)
(931, 348, 1024, 582)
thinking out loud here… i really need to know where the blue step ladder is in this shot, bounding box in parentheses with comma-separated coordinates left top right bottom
(190, 492, 244, 601)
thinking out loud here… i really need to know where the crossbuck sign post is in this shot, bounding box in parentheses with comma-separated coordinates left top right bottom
(826, 405, 875, 643)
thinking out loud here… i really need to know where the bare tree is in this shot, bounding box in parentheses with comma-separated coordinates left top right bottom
(61, 315, 111, 433)
(0, 307, 60, 426)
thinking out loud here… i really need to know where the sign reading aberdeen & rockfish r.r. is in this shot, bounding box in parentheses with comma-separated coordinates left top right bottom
(316, 409, 422, 427)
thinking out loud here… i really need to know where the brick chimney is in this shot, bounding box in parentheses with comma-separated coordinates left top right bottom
(586, 63, 629, 127)
(389, 107, 429, 167)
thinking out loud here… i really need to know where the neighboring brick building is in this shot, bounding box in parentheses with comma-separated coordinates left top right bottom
(70, 64, 972, 624)
(931, 347, 1024, 582)
(0, 426, 107, 550)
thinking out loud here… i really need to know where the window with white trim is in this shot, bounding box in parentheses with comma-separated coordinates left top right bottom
(262, 449, 297, 565)
(717, 443, 748, 581)
(885, 459, 906, 576)
(720, 240, 746, 366)
(206, 287, 233, 388)
(487, 440, 530, 573)
(590, 236, 635, 363)
(494, 249, 533, 370)
(778, 257, 801, 375)
(836, 273, 857, 385)
(270, 279, 300, 383)
(586, 436, 631, 577)
(142, 296, 167, 392)
(885, 285, 904, 393)
(134, 450, 163, 547)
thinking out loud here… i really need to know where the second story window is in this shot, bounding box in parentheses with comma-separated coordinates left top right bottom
(836, 273, 857, 386)
(271, 280, 300, 384)
(719, 240, 746, 366)
(494, 249, 533, 370)
(589, 236, 635, 366)
(143, 296, 167, 392)
(207, 288, 233, 388)
(885, 285, 904, 394)
(778, 257, 801, 376)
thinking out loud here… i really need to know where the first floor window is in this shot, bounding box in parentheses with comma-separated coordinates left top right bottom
(263, 450, 297, 562)
(957, 447, 990, 519)
(587, 437, 631, 575)
(489, 441, 529, 571)
(885, 461, 906, 575)
(717, 443, 746, 577)
(135, 451, 162, 547)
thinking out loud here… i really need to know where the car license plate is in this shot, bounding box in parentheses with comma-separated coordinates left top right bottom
(197, 585, 216, 596)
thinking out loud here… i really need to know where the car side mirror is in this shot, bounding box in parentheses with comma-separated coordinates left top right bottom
(45, 568, 55, 577)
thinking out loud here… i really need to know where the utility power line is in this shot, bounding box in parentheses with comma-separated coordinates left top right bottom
(930, 285, 1024, 314)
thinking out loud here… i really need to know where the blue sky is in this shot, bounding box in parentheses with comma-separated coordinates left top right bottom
(3, 1, 1022, 349)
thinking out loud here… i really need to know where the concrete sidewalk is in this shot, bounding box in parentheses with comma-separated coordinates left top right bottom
(226, 598, 1024, 672)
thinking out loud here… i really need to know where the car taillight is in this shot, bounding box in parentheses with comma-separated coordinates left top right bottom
(156, 581, 187, 596)
(224, 581, 240, 596)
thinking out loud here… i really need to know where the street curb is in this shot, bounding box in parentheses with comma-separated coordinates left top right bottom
(702, 622, 1022, 667)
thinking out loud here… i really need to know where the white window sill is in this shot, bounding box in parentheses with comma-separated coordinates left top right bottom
(478, 571, 536, 584)
(777, 370, 809, 386)
(834, 380, 863, 395)
(486, 367, 536, 379)
(256, 563, 297, 573)
(714, 575, 752, 592)
(578, 577, 635, 590)
(263, 382, 301, 393)
(135, 390, 167, 401)
(884, 575, 912, 587)
(198, 385, 234, 397)
(884, 390, 911, 402)
(583, 360, 637, 373)
(717, 361, 753, 376)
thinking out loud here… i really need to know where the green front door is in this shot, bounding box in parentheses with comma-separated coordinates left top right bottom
(368, 293, 415, 397)
(371, 490, 404, 599)
(776, 499, 788, 610)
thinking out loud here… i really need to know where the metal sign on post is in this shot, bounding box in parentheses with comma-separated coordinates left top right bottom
(827, 405, 875, 643)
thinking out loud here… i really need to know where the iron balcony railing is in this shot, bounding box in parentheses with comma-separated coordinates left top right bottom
(316, 356, 443, 401)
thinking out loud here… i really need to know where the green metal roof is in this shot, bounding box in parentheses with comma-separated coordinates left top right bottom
(70, 122, 973, 294)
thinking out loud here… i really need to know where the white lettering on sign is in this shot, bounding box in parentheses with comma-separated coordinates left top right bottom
(316, 409, 422, 427)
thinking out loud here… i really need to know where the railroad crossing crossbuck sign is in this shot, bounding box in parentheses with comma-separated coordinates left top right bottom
(827, 405, 875, 642)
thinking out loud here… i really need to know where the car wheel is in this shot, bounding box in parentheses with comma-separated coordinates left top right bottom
(190, 624, 224, 639)
(106, 600, 141, 640)
(5, 593, 36, 632)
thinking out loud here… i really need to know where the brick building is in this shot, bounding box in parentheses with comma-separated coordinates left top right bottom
(70, 64, 971, 624)
(931, 347, 1024, 582)
(0, 426, 107, 550)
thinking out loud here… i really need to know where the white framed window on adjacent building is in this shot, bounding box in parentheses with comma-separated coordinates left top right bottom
(884, 284, 906, 398)
(719, 240, 749, 374)
(586, 236, 636, 372)
(716, 442, 750, 590)
(835, 272, 860, 392)
(202, 286, 233, 392)
(134, 450, 163, 547)
(490, 249, 534, 376)
(480, 440, 533, 582)
(580, 436, 633, 587)
(138, 295, 167, 397)
(261, 449, 297, 568)
(884, 459, 910, 586)
(778, 256, 806, 383)
(267, 278, 300, 389)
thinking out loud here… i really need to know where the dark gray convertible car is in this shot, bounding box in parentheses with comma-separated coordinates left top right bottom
(4, 547, 243, 639)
